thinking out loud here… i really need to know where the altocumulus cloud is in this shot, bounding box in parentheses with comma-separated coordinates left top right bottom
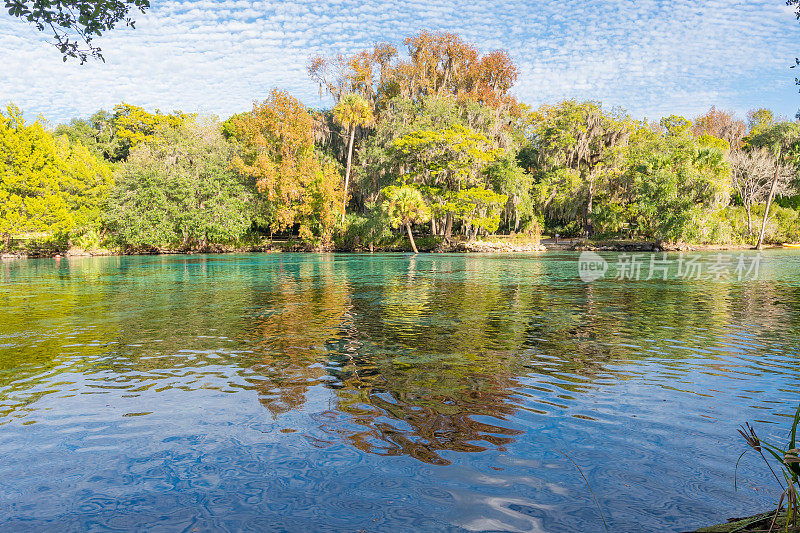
(1, 0, 799, 124)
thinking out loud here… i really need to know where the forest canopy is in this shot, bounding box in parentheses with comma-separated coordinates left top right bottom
(3, 31, 800, 254)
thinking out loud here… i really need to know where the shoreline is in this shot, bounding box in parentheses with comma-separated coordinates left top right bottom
(0, 239, 786, 260)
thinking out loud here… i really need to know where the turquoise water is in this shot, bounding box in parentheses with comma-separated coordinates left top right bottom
(1, 252, 799, 532)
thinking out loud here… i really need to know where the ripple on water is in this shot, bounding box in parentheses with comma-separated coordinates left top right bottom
(1, 252, 800, 531)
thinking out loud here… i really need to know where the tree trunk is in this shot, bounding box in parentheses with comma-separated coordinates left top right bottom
(756, 147, 783, 250)
(341, 127, 356, 224)
(431, 217, 437, 235)
(406, 223, 418, 254)
(584, 176, 595, 235)
(2, 232, 10, 251)
(444, 212, 453, 241)
(745, 200, 753, 236)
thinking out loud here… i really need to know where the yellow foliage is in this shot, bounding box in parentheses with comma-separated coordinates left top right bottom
(230, 89, 343, 241)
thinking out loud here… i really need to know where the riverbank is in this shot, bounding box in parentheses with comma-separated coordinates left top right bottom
(0, 236, 546, 259)
(563, 239, 780, 252)
(2, 238, 787, 259)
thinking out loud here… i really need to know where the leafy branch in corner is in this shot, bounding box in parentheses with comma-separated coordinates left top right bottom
(4, 0, 150, 63)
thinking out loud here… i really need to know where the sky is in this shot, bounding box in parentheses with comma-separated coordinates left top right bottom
(1, 0, 799, 125)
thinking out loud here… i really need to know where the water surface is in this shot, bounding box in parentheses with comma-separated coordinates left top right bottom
(1, 252, 799, 532)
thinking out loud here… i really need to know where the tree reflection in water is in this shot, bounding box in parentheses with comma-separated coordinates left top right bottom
(4, 253, 798, 468)
(241, 254, 800, 465)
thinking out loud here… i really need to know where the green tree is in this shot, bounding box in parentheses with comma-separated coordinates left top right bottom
(447, 187, 508, 240)
(528, 100, 630, 234)
(332, 93, 374, 223)
(112, 103, 190, 161)
(0, 104, 112, 249)
(60, 134, 115, 236)
(54, 110, 120, 161)
(381, 184, 431, 253)
(392, 122, 499, 239)
(4, 0, 150, 62)
(617, 119, 731, 241)
(107, 119, 252, 248)
(485, 152, 533, 232)
(356, 94, 522, 239)
(747, 108, 775, 135)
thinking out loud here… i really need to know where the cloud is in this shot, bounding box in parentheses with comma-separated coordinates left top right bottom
(1, 0, 799, 124)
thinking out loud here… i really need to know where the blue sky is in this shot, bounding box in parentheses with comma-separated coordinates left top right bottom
(1, 0, 799, 125)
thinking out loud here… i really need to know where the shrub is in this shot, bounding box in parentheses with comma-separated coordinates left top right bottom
(335, 204, 392, 251)
(73, 229, 103, 250)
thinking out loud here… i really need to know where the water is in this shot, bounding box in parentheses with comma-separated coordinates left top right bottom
(1, 252, 799, 532)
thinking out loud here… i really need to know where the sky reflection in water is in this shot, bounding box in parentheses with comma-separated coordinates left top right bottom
(0, 252, 799, 532)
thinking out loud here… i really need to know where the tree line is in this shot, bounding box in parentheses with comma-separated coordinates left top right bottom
(2, 31, 800, 253)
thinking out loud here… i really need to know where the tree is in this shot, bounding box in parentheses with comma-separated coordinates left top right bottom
(692, 107, 747, 150)
(310, 34, 526, 240)
(381, 185, 431, 253)
(747, 108, 774, 134)
(332, 94, 374, 223)
(0, 104, 112, 249)
(112, 103, 190, 161)
(730, 149, 795, 237)
(392, 122, 499, 239)
(4, 0, 150, 63)
(54, 109, 120, 160)
(446, 187, 508, 240)
(107, 119, 252, 248)
(591, 118, 731, 242)
(394, 31, 519, 110)
(60, 133, 114, 236)
(309, 43, 398, 107)
(56, 104, 192, 163)
(485, 152, 534, 232)
(229, 89, 342, 242)
(393, 124, 498, 189)
(747, 122, 800, 248)
(309, 31, 521, 114)
(529, 101, 629, 234)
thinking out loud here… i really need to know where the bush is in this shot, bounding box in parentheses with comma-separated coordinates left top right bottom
(546, 220, 583, 238)
(334, 204, 392, 251)
(682, 207, 741, 245)
(22, 234, 70, 256)
(73, 229, 103, 250)
(772, 206, 800, 243)
(680, 205, 800, 245)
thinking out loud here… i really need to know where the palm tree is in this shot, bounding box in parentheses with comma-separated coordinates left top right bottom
(332, 94, 374, 224)
(382, 185, 431, 254)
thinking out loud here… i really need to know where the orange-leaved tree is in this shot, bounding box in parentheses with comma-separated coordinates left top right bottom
(229, 89, 342, 242)
(309, 31, 520, 114)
